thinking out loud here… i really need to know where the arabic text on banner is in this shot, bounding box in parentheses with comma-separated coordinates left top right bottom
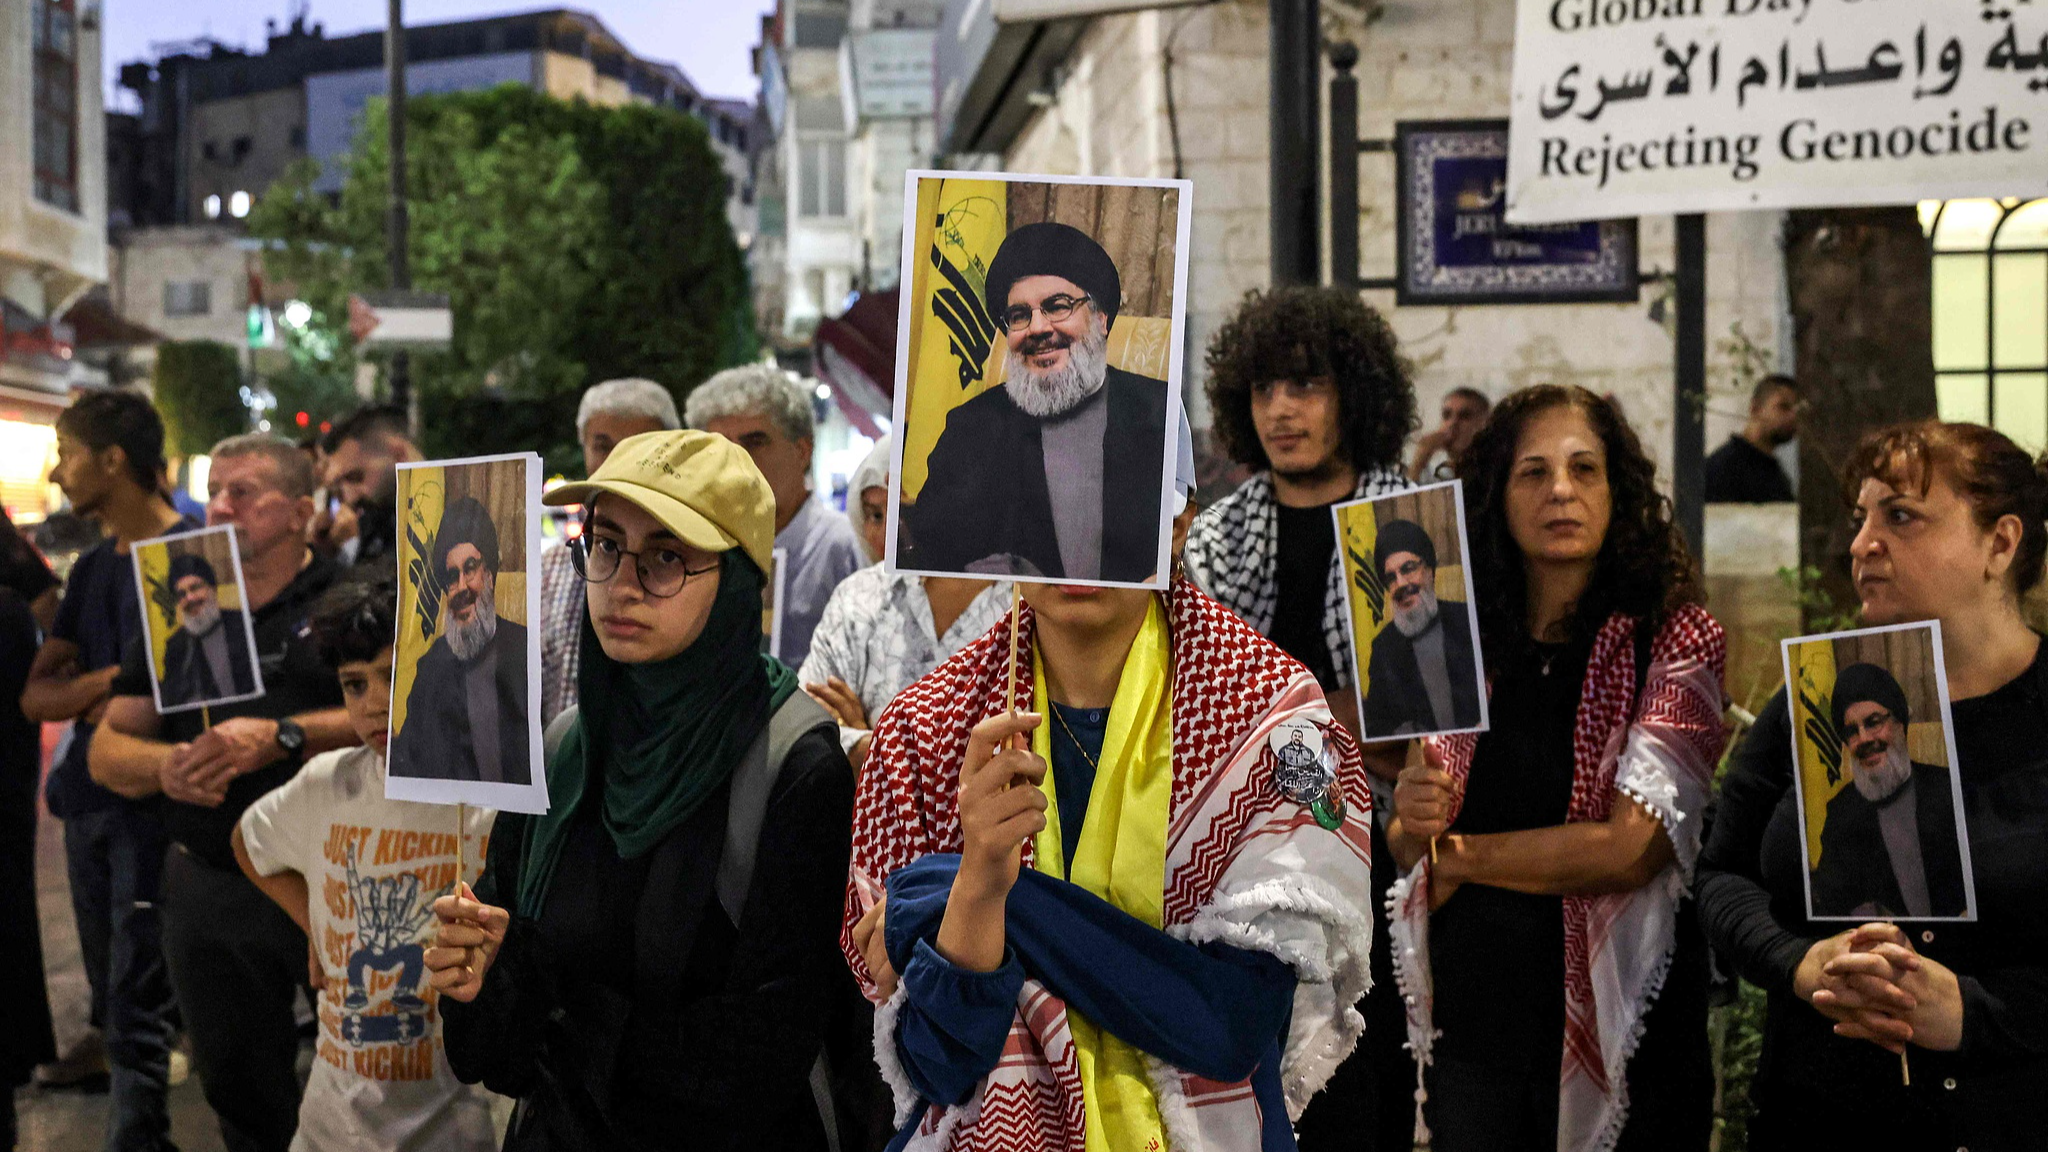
(1507, 0, 2048, 222)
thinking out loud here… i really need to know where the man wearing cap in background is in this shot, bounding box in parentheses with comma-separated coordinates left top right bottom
(906, 221, 1171, 583)
(1812, 662, 1968, 919)
(160, 554, 257, 707)
(391, 496, 531, 785)
(1360, 519, 1478, 738)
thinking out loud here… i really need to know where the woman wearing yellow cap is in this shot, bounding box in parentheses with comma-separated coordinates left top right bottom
(424, 430, 856, 1151)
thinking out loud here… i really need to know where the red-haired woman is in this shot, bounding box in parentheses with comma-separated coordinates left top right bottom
(1697, 420, 2048, 1152)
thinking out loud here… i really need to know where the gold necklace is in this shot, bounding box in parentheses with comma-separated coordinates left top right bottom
(1049, 702, 1102, 772)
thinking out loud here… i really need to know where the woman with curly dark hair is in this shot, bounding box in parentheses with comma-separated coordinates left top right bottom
(1386, 385, 1727, 1152)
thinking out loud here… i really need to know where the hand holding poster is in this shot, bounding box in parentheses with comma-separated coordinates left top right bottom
(130, 524, 267, 714)
(1781, 621, 1976, 922)
(387, 453, 548, 814)
(1508, 1, 2048, 222)
(1333, 481, 1489, 742)
(887, 171, 1193, 589)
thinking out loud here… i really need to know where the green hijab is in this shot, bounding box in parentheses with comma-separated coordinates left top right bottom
(516, 549, 798, 918)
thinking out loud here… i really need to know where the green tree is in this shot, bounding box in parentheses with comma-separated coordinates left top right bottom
(249, 85, 755, 475)
(152, 340, 248, 457)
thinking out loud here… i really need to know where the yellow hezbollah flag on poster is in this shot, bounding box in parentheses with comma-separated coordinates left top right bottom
(390, 464, 447, 741)
(1790, 637, 1845, 869)
(136, 541, 176, 679)
(901, 176, 1007, 501)
(1335, 502, 1386, 704)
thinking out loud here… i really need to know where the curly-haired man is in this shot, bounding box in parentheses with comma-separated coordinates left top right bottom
(1186, 286, 1417, 720)
(1183, 285, 1418, 1152)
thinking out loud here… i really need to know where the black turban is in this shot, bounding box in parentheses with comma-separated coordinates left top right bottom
(432, 496, 500, 576)
(1831, 662, 1910, 738)
(1373, 519, 1437, 578)
(983, 222, 1123, 331)
(167, 553, 218, 588)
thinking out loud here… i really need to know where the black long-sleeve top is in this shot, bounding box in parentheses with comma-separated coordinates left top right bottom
(1696, 637, 2048, 1151)
(442, 730, 853, 1152)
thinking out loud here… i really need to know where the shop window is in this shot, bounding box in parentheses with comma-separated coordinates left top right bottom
(165, 281, 213, 318)
(1924, 199, 2048, 450)
(31, 0, 79, 212)
(798, 137, 847, 219)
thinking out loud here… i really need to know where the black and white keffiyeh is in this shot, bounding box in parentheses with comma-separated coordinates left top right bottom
(1184, 468, 1410, 688)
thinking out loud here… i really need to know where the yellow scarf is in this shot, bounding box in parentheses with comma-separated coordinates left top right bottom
(1031, 596, 1175, 1152)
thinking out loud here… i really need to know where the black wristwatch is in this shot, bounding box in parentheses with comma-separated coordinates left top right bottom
(274, 717, 307, 760)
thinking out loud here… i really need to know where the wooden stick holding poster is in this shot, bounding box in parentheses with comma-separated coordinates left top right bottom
(1780, 619, 1979, 1084)
(386, 453, 549, 815)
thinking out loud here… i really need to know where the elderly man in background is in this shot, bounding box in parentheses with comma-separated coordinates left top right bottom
(687, 364, 864, 669)
(538, 378, 680, 724)
(160, 554, 257, 707)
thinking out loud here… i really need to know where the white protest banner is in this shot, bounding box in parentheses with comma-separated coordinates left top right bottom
(1507, 0, 2048, 223)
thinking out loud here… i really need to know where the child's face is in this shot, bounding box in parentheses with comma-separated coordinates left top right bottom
(338, 648, 395, 755)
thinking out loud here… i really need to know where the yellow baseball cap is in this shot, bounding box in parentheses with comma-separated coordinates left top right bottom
(543, 430, 776, 575)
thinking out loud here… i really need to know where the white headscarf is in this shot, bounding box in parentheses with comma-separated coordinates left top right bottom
(848, 434, 892, 565)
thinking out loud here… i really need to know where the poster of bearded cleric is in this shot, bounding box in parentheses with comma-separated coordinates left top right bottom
(887, 171, 1192, 588)
(385, 453, 548, 814)
(130, 524, 267, 714)
(1333, 480, 1488, 742)
(1782, 621, 1976, 922)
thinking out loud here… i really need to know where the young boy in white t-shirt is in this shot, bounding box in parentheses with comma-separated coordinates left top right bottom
(232, 575, 497, 1152)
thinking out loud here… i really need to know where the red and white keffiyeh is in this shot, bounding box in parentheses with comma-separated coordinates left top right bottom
(842, 580, 1377, 1152)
(1387, 603, 1727, 1152)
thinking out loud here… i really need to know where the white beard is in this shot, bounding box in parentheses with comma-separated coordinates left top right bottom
(1851, 739, 1913, 803)
(1391, 585, 1441, 638)
(1004, 325, 1110, 418)
(180, 599, 222, 637)
(446, 574, 500, 662)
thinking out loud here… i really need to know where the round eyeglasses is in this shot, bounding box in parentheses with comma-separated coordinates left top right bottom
(1000, 293, 1092, 334)
(570, 534, 716, 599)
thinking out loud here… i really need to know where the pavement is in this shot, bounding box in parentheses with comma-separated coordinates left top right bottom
(15, 739, 229, 1152)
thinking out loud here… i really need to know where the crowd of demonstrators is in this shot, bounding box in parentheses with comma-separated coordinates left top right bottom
(538, 378, 681, 727)
(89, 432, 358, 1152)
(1705, 374, 1801, 504)
(685, 365, 865, 670)
(799, 436, 1009, 770)
(427, 430, 860, 1150)
(1698, 421, 2048, 1152)
(1408, 386, 1492, 483)
(233, 573, 497, 1152)
(1389, 386, 1727, 1151)
(320, 406, 423, 569)
(22, 392, 192, 1147)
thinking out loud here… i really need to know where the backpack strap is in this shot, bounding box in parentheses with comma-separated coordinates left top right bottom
(717, 689, 837, 924)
